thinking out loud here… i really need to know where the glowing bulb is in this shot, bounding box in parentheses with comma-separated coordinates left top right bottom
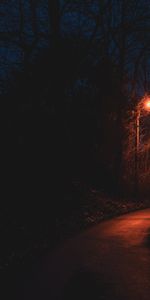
(144, 98, 150, 111)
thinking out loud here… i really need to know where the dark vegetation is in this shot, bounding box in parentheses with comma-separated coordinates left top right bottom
(0, 0, 150, 271)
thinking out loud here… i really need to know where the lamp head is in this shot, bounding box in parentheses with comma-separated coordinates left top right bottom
(143, 97, 150, 111)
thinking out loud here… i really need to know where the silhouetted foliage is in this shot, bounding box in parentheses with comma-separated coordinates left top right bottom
(1, 0, 150, 220)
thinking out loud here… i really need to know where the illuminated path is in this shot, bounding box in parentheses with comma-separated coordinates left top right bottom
(17, 209, 150, 300)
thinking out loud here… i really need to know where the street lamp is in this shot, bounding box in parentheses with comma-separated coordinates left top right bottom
(143, 98, 150, 111)
(134, 95, 150, 197)
(136, 96, 150, 150)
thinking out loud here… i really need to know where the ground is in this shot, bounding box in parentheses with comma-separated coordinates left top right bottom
(11, 208, 150, 300)
(0, 188, 149, 273)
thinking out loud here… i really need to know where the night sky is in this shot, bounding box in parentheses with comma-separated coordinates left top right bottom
(1, 0, 149, 96)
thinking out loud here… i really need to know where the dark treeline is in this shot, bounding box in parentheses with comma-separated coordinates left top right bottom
(2, 45, 121, 218)
(1, 0, 150, 220)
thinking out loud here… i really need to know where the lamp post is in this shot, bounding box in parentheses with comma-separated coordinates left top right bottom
(134, 95, 150, 198)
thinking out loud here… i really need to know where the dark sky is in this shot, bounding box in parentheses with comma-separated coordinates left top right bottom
(0, 0, 150, 96)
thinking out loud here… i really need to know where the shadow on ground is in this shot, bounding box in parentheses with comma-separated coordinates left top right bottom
(61, 268, 122, 300)
(144, 228, 150, 248)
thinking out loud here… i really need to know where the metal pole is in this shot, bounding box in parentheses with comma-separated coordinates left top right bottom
(134, 109, 140, 198)
(136, 110, 140, 153)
